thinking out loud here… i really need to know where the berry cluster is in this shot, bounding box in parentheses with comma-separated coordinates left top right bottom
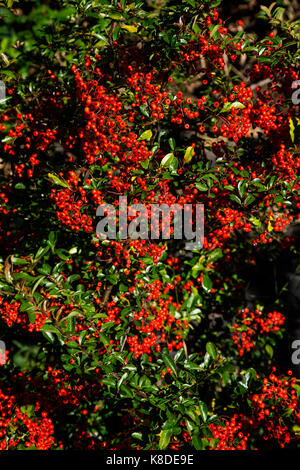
(0, 388, 56, 450)
(232, 308, 285, 356)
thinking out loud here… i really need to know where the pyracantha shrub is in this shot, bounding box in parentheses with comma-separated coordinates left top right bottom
(0, 0, 300, 450)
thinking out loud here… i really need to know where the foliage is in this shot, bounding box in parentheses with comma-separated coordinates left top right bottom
(0, 0, 300, 450)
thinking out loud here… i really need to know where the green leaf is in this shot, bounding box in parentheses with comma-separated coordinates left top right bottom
(139, 105, 150, 118)
(202, 273, 212, 293)
(48, 173, 70, 188)
(209, 24, 220, 39)
(237, 370, 253, 394)
(244, 194, 256, 206)
(249, 215, 262, 227)
(11, 256, 28, 265)
(230, 194, 242, 205)
(195, 182, 208, 191)
(206, 249, 223, 263)
(15, 183, 26, 189)
(121, 24, 138, 33)
(40, 324, 61, 335)
(202, 426, 213, 438)
(35, 246, 50, 260)
(192, 434, 207, 450)
(112, 26, 121, 41)
(138, 129, 152, 141)
(184, 146, 194, 162)
(260, 5, 271, 17)
(140, 159, 149, 169)
(162, 351, 177, 376)
(100, 334, 110, 346)
(161, 153, 178, 174)
(119, 384, 133, 398)
(169, 137, 176, 150)
(161, 152, 174, 167)
(289, 117, 300, 144)
(159, 429, 172, 450)
(198, 401, 208, 422)
(265, 344, 273, 358)
(132, 432, 143, 441)
(274, 195, 283, 204)
(221, 101, 246, 113)
(238, 180, 247, 198)
(119, 283, 128, 293)
(273, 7, 285, 20)
(66, 316, 75, 334)
(20, 302, 36, 314)
(206, 342, 217, 360)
